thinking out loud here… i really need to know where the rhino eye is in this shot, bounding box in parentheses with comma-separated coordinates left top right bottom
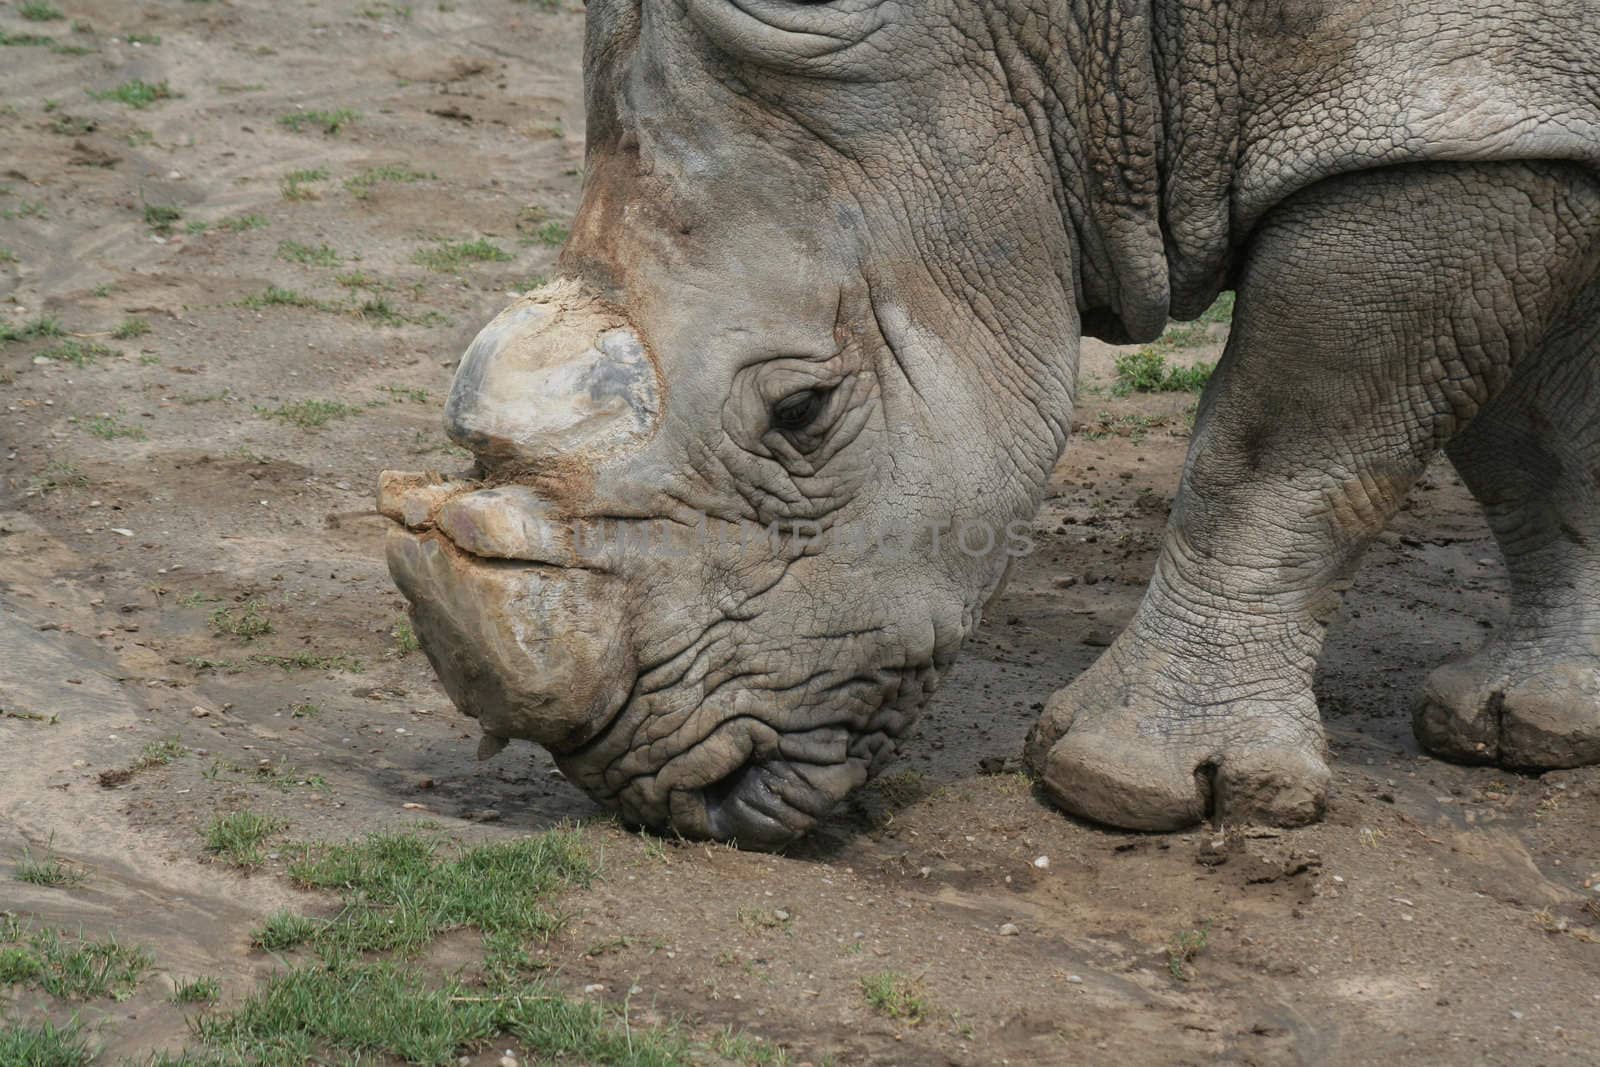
(771, 388, 828, 432)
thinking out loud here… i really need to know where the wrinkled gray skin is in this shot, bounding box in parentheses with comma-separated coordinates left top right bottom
(382, 0, 1600, 847)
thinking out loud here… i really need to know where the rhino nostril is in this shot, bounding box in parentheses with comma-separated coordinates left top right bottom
(702, 755, 763, 813)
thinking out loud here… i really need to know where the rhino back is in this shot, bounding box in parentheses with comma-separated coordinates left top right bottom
(1156, 0, 1600, 316)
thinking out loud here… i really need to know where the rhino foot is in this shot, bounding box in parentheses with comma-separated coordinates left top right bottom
(1023, 637, 1330, 831)
(1414, 642, 1600, 770)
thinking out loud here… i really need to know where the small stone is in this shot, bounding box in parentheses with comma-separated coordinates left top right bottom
(1067, 975, 1083, 984)
(1032, 855, 1050, 869)
(498, 1057, 519, 1067)
(110, 528, 134, 537)
(998, 923, 1020, 936)
(583, 983, 605, 995)
(773, 909, 790, 921)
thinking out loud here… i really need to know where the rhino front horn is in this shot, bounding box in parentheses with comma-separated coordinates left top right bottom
(476, 733, 510, 761)
(444, 279, 661, 471)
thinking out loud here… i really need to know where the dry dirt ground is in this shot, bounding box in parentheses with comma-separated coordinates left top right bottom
(3, 2, 1600, 1065)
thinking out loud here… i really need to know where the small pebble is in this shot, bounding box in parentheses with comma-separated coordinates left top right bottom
(1033, 855, 1050, 869)
(998, 923, 1020, 936)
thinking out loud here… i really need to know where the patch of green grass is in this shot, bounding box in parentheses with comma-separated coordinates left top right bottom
(0, 30, 55, 46)
(88, 79, 175, 109)
(278, 108, 359, 135)
(1167, 924, 1210, 982)
(530, 220, 568, 247)
(1199, 290, 1235, 324)
(278, 827, 593, 954)
(412, 237, 512, 272)
(47, 114, 95, 136)
(41, 339, 115, 366)
(137, 736, 188, 768)
(15, 839, 88, 888)
(126, 32, 162, 45)
(859, 970, 928, 1023)
(112, 316, 150, 339)
(0, 1018, 94, 1067)
(143, 203, 183, 234)
(334, 269, 380, 289)
(391, 619, 420, 654)
(382, 385, 429, 404)
(209, 600, 273, 640)
(202, 810, 286, 868)
(276, 239, 341, 266)
(185, 656, 243, 674)
(0, 201, 48, 220)
(248, 651, 364, 673)
(359, 2, 412, 18)
(279, 166, 330, 201)
(1111, 347, 1214, 397)
(171, 975, 222, 1004)
(26, 461, 87, 495)
(258, 398, 362, 429)
(251, 910, 323, 952)
(354, 295, 446, 327)
(185, 219, 208, 234)
(0, 248, 16, 264)
(84, 413, 146, 440)
(20, 2, 65, 20)
(343, 162, 433, 198)
(290, 702, 320, 719)
(0, 922, 153, 1000)
(237, 286, 311, 309)
(218, 213, 269, 232)
(50, 41, 95, 55)
(191, 958, 690, 1066)
(709, 1028, 790, 1066)
(0, 315, 63, 343)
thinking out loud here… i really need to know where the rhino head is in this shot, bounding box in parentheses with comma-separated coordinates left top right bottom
(382, 0, 1170, 848)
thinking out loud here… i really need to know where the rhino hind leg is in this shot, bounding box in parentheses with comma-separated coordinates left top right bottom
(1026, 161, 1600, 830)
(1415, 272, 1600, 769)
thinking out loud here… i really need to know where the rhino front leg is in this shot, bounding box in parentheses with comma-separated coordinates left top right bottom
(1026, 161, 1600, 830)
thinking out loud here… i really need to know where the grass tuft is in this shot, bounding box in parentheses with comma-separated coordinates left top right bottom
(0, 1018, 94, 1067)
(192, 959, 691, 1066)
(1112, 347, 1214, 396)
(1, 315, 65, 343)
(203, 810, 287, 868)
(278, 109, 359, 135)
(40, 339, 115, 366)
(143, 203, 183, 234)
(412, 238, 511, 273)
(859, 970, 928, 1023)
(137, 737, 188, 768)
(209, 601, 272, 640)
(272, 828, 593, 954)
(15, 839, 88, 888)
(20, 2, 65, 20)
(88, 79, 175, 109)
(112, 316, 150, 339)
(258, 398, 362, 429)
(219, 213, 269, 232)
(171, 975, 222, 1004)
(343, 163, 433, 199)
(276, 240, 341, 266)
(1167, 924, 1210, 982)
(0, 922, 153, 1001)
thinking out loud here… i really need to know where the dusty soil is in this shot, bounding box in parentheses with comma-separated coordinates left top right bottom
(3, 2, 1599, 1065)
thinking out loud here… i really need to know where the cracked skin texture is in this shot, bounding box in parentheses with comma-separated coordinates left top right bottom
(384, 0, 1600, 845)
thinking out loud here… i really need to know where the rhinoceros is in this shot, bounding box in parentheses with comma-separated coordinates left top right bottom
(380, 0, 1600, 847)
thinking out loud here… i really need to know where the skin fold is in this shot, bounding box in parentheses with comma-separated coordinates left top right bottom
(381, 0, 1600, 845)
